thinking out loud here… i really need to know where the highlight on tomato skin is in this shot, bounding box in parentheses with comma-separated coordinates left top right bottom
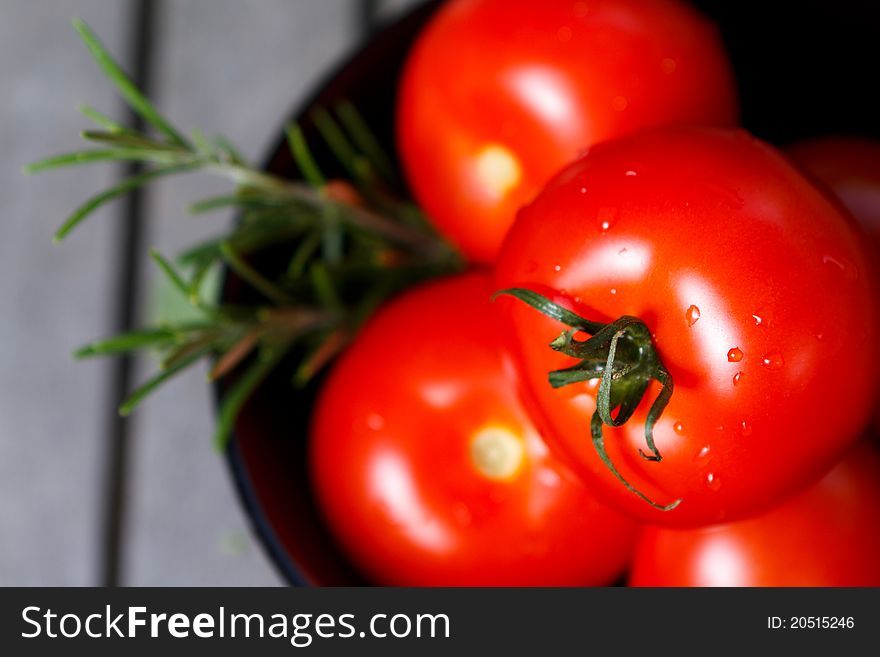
(308, 272, 639, 586)
(494, 125, 880, 528)
(396, 0, 739, 263)
(628, 440, 880, 587)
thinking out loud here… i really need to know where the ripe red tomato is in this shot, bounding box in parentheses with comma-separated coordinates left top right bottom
(494, 126, 879, 527)
(628, 441, 880, 586)
(397, 0, 738, 262)
(786, 137, 880, 433)
(309, 272, 638, 586)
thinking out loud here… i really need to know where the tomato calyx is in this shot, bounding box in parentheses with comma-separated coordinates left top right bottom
(496, 288, 681, 511)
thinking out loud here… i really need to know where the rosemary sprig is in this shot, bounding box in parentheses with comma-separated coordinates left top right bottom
(28, 19, 461, 449)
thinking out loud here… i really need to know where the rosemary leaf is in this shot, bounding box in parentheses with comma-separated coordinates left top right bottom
(321, 215, 344, 264)
(24, 148, 178, 173)
(293, 329, 347, 387)
(190, 128, 216, 156)
(178, 238, 223, 268)
(188, 259, 219, 304)
(161, 334, 221, 370)
(286, 123, 325, 187)
(335, 100, 396, 185)
(53, 162, 201, 242)
(309, 107, 362, 183)
(208, 329, 262, 381)
(72, 18, 189, 147)
(213, 135, 249, 167)
(119, 345, 213, 416)
(187, 189, 287, 214)
(78, 104, 130, 134)
(81, 130, 187, 152)
(188, 195, 249, 215)
(219, 241, 293, 306)
(214, 344, 290, 450)
(150, 249, 191, 300)
(74, 327, 177, 358)
(309, 262, 342, 311)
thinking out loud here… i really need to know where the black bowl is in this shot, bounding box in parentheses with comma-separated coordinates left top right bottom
(220, 0, 880, 586)
(219, 1, 437, 586)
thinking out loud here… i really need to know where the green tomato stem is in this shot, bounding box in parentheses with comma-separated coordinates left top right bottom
(495, 287, 681, 511)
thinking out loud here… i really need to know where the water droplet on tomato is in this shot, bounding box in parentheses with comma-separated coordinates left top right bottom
(367, 414, 385, 431)
(727, 347, 744, 362)
(685, 305, 701, 327)
(816, 333, 825, 341)
(609, 288, 617, 295)
(673, 421, 684, 434)
(695, 445, 711, 459)
(751, 307, 774, 328)
(822, 254, 859, 282)
(706, 472, 722, 491)
(579, 186, 587, 194)
(625, 169, 638, 177)
(740, 421, 753, 437)
(822, 255, 842, 268)
(732, 371, 743, 386)
(597, 207, 617, 232)
(553, 264, 562, 272)
(761, 351, 784, 370)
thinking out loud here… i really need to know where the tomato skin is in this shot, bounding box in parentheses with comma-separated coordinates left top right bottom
(495, 126, 879, 527)
(397, 0, 738, 263)
(309, 272, 638, 586)
(786, 137, 880, 435)
(628, 441, 880, 586)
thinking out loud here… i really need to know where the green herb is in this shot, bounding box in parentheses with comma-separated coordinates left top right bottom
(27, 19, 461, 449)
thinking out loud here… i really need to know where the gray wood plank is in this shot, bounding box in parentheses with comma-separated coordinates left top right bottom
(121, 0, 356, 586)
(376, 0, 425, 23)
(0, 0, 130, 585)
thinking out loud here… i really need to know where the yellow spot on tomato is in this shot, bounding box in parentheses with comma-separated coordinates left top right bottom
(470, 426, 525, 481)
(474, 144, 522, 202)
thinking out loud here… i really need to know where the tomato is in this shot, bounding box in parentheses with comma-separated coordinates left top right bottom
(309, 272, 638, 586)
(396, 0, 738, 263)
(494, 126, 879, 527)
(628, 441, 880, 586)
(786, 137, 880, 435)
